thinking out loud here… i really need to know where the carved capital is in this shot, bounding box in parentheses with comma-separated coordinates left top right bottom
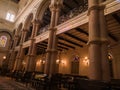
(48, 27, 57, 31)
(23, 29, 28, 32)
(15, 35, 19, 38)
(88, 4, 105, 15)
(32, 19, 41, 25)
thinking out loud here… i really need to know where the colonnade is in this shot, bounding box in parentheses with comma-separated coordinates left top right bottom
(8, 0, 111, 81)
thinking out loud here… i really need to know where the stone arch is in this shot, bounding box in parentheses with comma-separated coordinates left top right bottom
(15, 23, 23, 46)
(24, 13, 33, 30)
(0, 29, 12, 39)
(35, 0, 50, 20)
(0, 29, 12, 48)
(16, 23, 23, 36)
(23, 13, 34, 41)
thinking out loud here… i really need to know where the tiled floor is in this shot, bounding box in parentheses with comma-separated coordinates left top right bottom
(0, 76, 35, 90)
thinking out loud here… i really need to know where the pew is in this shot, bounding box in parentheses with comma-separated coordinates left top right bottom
(110, 79, 120, 90)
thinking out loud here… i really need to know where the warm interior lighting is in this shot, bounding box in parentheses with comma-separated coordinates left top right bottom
(61, 60, 66, 65)
(22, 61, 26, 65)
(56, 59, 60, 64)
(83, 57, 89, 66)
(42, 60, 45, 64)
(3, 56, 6, 59)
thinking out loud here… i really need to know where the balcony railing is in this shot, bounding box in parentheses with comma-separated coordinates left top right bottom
(37, 0, 88, 35)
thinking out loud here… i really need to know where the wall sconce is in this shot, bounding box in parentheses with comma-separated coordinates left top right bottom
(56, 59, 60, 64)
(37, 60, 45, 65)
(22, 61, 26, 65)
(83, 57, 89, 66)
(42, 60, 45, 64)
(3, 56, 6, 59)
(61, 60, 66, 65)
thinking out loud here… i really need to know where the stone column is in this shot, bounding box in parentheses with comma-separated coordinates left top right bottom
(44, 0, 63, 76)
(8, 51, 16, 70)
(8, 35, 19, 70)
(26, 19, 40, 72)
(13, 35, 19, 48)
(15, 45, 24, 71)
(88, 0, 102, 80)
(99, 0, 110, 81)
(88, 0, 110, 81)
(34, 19, 41, 36)
(44, 5, 56, 75)
(20, 30, 24, 44)
(22, 29, 28, 42)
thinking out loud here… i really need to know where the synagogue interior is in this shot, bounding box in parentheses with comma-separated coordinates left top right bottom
(0, 0, 120, 90)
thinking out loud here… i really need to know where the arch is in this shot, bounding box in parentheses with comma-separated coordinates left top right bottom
(16, 23, 23, 36)
(0, 29, 12, 39)
(35, 0, 50, 20)
(24, 13, 33, 30)
(0, 29, 13, 48)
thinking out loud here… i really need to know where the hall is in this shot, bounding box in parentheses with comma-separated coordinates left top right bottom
(0, 0, 120, 90)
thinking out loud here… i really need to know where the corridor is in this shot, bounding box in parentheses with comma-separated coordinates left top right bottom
(0, 76, 34, 90)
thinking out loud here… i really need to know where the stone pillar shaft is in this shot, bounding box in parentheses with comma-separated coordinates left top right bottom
(45, 2, 62, 76)
(15, 47, 24, 71)
(26, 20, 40, 72)
(99, 0, 110, 81)
(88, 0, 110, 81)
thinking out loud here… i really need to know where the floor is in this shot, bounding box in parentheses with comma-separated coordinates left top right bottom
(0, 76, 35, 90)
(0, 76, 67, 90)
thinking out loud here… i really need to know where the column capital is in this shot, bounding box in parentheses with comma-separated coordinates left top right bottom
(88, 38, 109, 45)
(27, 54, 35, 57)
(32, 19, 41, 25)
(88, 4, 105, 15)
(15, 35, 19, 38)
(48, 27, 57, 31)
(23, 29, 28, 32)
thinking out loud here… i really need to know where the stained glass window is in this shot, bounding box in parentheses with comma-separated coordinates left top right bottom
(0, 36, 7, 47)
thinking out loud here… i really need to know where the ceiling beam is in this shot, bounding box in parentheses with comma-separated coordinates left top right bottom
(43, 41, 75, 49)
(64, 32, 87, 43)
(38, 42, 69, 50)
(108, 33, 118, 42)
(58, 42, 75, 49)
(112, 14, 120, 24)
(58, 37, 83, 47)
(38, 43, 47, 47)
(58, 45, 69, 50)
(75, 27, 117, 42)
(75, 28, 88, 36)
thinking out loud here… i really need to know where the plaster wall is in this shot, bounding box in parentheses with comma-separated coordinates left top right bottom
(0, 0, 18, 31)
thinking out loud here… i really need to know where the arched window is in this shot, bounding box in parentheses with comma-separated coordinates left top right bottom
(0, 36, 7, 47)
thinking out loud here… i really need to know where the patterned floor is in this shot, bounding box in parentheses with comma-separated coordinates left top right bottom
(0, 76, 35, 90)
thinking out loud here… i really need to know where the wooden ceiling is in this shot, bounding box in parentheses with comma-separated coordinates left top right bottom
(42, 0, 88, 27)
(36, 9, 120, 55)
(36, 0, 120, 55)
